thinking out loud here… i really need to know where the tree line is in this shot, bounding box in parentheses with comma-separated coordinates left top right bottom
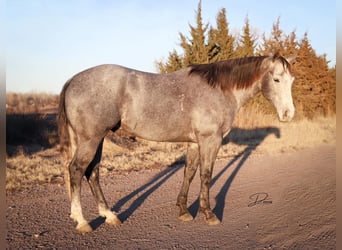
(156, 1, 335, 118)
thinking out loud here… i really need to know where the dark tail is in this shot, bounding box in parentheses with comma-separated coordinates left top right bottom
(57, 79, 74, 199)
(57, 79, 72, 160)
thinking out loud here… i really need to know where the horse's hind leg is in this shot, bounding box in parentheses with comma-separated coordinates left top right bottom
(68, 138, 101, 233)
(85, 139, 121, 226)
(177, 143, 200, 222)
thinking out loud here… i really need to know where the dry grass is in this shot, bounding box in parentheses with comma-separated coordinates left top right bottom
(6, 92, 59, 114)
(226, 107, 336, 156)
(6, 150, 64, 191)
(6, 92, 336, 191)
(254, 116, 336, 154)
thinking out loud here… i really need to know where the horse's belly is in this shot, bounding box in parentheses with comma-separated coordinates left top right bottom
(121, 119, 196, 143)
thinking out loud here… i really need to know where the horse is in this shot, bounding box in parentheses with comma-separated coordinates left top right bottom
(58, 53, 295, 233)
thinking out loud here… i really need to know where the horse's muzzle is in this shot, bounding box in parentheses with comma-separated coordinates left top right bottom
(278, 108, 295, 122)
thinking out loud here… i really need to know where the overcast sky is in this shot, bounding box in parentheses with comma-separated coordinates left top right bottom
(6, 0, 336, 94)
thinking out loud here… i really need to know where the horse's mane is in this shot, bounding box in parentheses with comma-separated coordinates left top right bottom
(188, 54, 291, 91)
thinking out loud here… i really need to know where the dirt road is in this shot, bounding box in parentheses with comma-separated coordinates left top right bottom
(6, 144, 335, 249)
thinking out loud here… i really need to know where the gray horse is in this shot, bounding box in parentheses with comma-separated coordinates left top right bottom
(58, 53, 295, 232)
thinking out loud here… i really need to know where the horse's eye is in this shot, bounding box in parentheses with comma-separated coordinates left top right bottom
(273, 78, 280, 83)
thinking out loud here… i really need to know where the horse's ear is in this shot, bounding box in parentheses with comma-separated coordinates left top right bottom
(273, 51, 281, 58)
(286, 55, 297, 63)
(269, 51, 281, 61)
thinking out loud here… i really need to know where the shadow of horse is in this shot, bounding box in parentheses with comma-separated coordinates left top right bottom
(89, 160, 184, 229)
(6, 113, 59, 156)
(189, 127, 280, 220)
(89, 126, 280, 229)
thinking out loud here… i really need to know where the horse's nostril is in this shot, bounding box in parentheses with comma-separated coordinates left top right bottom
(279, 109, 292, 122)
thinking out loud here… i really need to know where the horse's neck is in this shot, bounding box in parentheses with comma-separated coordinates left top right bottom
(230, 81, 262, 110)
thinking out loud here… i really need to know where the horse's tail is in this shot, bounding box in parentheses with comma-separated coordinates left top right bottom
(57, 79, 71, 159)
(57, 79, 73, 199)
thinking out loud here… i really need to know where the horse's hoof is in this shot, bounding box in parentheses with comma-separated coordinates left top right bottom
(205, 215, 220, 226)
(76, 222, 93, 233)
(105, 216, 122, 226)
(178, 212, 194, 222)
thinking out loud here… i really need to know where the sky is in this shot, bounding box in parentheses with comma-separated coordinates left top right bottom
(6, 0, 336, 94)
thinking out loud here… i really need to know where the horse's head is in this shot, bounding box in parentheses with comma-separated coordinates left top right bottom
(262, 54, 296, 122)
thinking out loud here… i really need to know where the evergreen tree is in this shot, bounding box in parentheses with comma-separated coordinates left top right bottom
(207, 8, 235, 62)
(156, 0, 209, 72)
(180, 0, 209, 65)
(293, 32, 336, 116)
(257, 17, 284, 55)
(236, 16, 257, 57)
(283, 30, 298, 56)
(207, 27, 219, 62)
(156, 50, 183, 74)
(179, 32, 192, 67)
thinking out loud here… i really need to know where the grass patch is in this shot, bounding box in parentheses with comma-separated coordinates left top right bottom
(6, 151, 64, 191)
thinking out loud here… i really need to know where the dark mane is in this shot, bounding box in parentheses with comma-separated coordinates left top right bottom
(188, 56, 279, 91)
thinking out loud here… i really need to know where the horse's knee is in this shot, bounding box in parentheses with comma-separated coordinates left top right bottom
(200, 168, 212, 186)
(186, 144, 199, 162)
(84, 140, 103, 182)
(86, 164, 99, 182)
(176, 192, 186, 204)
(69, 152, 95, 182)
(69, 160, 87, 177)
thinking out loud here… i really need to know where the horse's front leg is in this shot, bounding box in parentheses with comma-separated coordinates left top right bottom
(177, 143, 200, 222)
(198, 134, 222, 225)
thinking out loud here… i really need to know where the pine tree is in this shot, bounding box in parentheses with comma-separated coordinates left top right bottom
(236, 16, 257, 57)
(156, 0, 209, 72)
(283, 30, 298, 55)
(257, 17, 284, 56)
(207, 8, 235, 62)
(179, 32, 192, 67)
(180, 0, 209, 65)
(294, 32, 336, 117)
(207, 27, 219, 62)
(156, 50, 183, 74)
